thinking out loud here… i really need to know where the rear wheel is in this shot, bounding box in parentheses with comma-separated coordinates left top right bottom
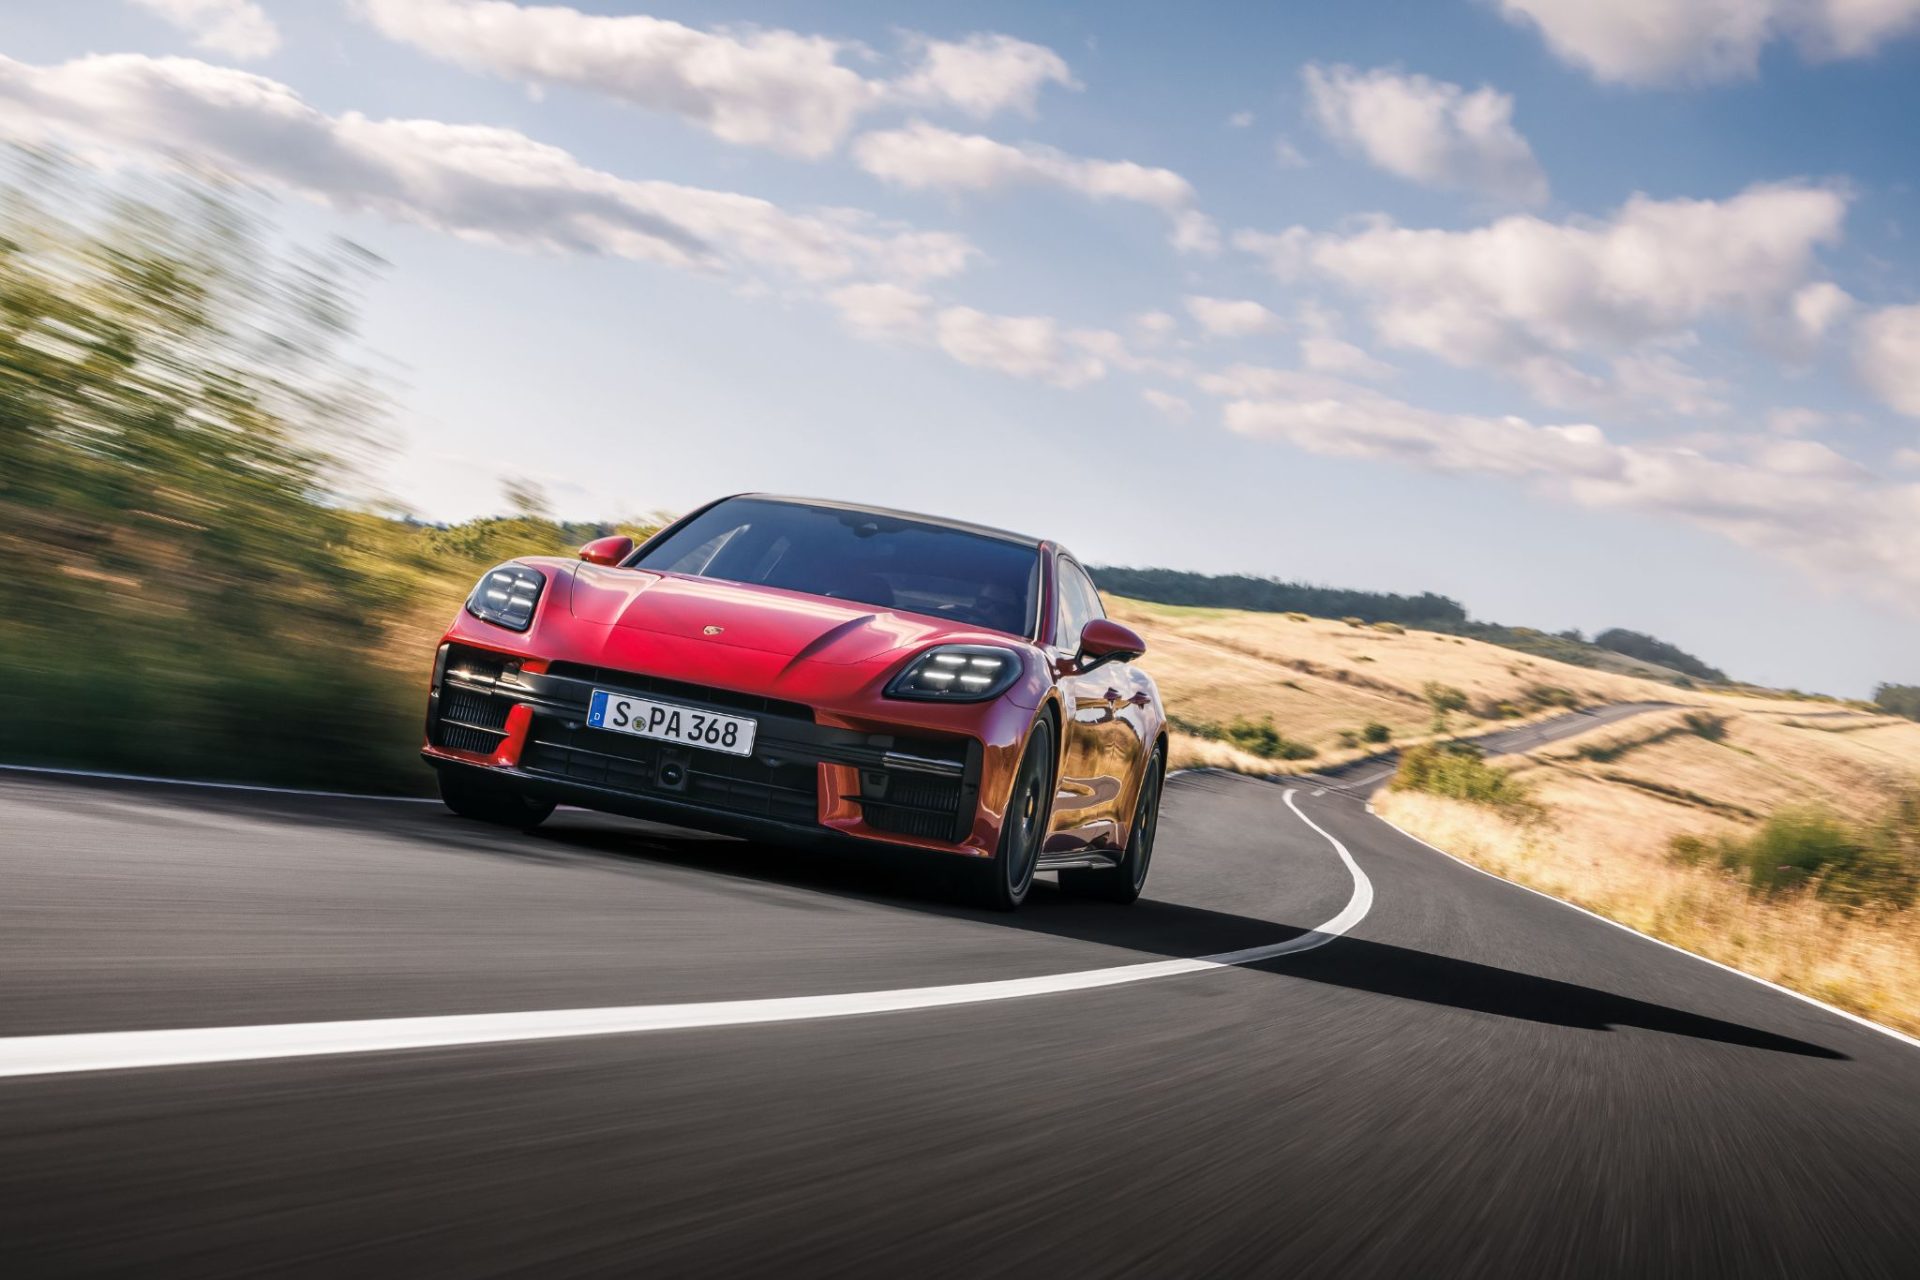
(964, 718, 1054, 911)
(1060, 744, 1163, 904)
(437, 767, 555, 830)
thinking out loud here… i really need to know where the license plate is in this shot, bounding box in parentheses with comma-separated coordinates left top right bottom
(586, 691, 758, 757)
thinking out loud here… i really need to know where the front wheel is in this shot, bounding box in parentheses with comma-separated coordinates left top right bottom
(437, 767, 555, 830)
(1060, 744, 1163, 904)
(963, 718, 1055, 911)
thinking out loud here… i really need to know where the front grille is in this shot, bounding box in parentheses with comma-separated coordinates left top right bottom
(859, 772, 967, 842)
(547, 663, 813, 722)
(522, 718, 818, 825)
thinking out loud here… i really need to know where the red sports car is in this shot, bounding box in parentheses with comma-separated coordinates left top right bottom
(422, 494, 1167, 908)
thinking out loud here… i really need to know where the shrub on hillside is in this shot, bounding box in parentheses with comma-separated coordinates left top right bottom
(1670, 798, 1920, 911)
(1284, 611, 1311, 623)
(1362, 722, 1392, 744)
(1372, 621, 1405, 634)
(1225, 717, 1317, 761)
(1391, 742, 1538, 817)
(1683, 711, 1729, 742)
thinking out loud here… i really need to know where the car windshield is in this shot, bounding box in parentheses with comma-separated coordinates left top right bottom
(632, 498, 1041, 637)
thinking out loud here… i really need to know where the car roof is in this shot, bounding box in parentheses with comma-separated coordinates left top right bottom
(738, 494, 1047, 550)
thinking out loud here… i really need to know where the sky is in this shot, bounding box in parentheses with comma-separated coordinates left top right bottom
(3, 1, 1920, 696)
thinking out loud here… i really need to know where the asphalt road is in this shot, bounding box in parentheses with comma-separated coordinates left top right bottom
(3, 705, 1917, 1278)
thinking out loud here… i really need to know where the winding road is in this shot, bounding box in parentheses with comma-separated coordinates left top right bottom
(2, 705, 1916, 1277)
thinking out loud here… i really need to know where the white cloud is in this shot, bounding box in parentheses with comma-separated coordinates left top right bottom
(129, 0, 279, 60)
(1240, 183, 1847, 397)
(1302, 64, 1547, 204)
(358, 3, 1077, 158)
(1609, 350, 1728, 416)
(1184, 295, 1280, 337)
(1170, 209, 1222, 255)
(1211, 373, 1920, 600)
(826, 282, 932, 342)
(1294, 304, 1393, 380)
(934, 307, 1106, 387)
(891, 32, 1077, 118)
(1495, 0, 1920, 86)
(1133, 310, 1179, 344)
(1231, 225, 1313, 279)
(1142, 389, 1193, 421)
(853, 121, 1194, 209)
(1856, 303, 1920, 417)
(1765, 407, 1833, 435)
(1227, 110, 1254, 128)
(1894, 447, 1920, 470)
(358, 0, 880, 158)
(852, 121, 1212, 250)
(1273, 135, 1309, 169)
(0, 53, 975, 288)
(1791, 280, 1854, 344)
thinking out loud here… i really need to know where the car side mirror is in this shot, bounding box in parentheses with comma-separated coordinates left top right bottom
(1077, 618, 1145, 670)
(577, 535, 634, 566)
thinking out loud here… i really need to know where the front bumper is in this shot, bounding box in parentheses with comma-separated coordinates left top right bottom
(423, 643, 989, 853)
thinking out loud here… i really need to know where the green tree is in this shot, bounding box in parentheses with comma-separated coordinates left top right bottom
(1874, 684, 1920, 722)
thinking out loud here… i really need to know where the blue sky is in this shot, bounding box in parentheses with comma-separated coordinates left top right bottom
(4, 1, 1920, 695)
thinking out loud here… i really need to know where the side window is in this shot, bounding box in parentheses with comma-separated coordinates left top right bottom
(1055, 560, 1103, 648)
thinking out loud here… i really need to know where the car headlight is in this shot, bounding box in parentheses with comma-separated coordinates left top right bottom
(465, 563, 546, 632)
(886, 644, 1023, 701)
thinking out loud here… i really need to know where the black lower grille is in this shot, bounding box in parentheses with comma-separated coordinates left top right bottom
(523, 718, 817, 825)
(430, 653, 516, 755)
(436, 722, 506, 754)
(860, 773, 966, 841)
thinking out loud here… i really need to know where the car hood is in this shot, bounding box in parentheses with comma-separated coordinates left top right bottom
(567, 566, 989, 667)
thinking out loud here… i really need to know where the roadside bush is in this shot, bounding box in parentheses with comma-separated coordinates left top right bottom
(1362, 722, 1392, 744)
(1669, 799, 1920, 911)
(1225, 717, 1317, 761)
(1170, 714, 1313, 761)
(1391, 742, 1538, 817)
(1523, 684, 1581, 710)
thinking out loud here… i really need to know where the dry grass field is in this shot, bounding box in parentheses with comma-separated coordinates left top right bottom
(1113, 595, 1920, 1036)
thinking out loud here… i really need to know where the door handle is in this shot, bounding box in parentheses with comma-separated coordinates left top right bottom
(1103, 687, 1122, 702)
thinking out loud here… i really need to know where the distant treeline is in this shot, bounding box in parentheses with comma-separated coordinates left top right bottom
(1091, 566, 1731, 685)
(1592, 628, 1727, 683)
(1089, 567, 1468, 627)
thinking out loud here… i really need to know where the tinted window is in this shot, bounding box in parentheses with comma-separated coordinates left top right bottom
(1055, 559, 1104, 647)
(633, 498, 1041, 637)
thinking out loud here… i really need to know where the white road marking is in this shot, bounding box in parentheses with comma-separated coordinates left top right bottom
(0, 763, 437, 804)
(1366, 802, 1920, 1054)
(0, 789, 1372, 1080)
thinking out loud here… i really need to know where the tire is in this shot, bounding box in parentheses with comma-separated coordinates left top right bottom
(964, 718, 1055, 911)
(1060, 744, 1164, 904)
(437, 767, 555, 830)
